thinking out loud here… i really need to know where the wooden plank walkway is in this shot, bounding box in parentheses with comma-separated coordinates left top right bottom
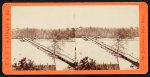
(21, 38, 76, 68)
(84, 37, 139, 68)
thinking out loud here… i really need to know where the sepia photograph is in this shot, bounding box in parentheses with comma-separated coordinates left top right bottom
(11, 5, 139, 70)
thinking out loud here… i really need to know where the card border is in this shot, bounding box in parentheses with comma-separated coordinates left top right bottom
(2, 2, 148, 75)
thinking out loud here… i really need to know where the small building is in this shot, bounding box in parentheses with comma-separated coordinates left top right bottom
(96, 64, 119, 70)
(36, 65, 56, 70)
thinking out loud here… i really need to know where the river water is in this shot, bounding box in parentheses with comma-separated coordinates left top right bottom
(11, 37, 139, 70)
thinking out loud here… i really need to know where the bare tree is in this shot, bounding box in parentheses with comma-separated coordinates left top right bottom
(49, 39, 64, 69)
(112, 28, 128, 69)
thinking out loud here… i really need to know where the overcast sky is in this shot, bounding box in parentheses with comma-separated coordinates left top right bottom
(11, 5, 139, 29)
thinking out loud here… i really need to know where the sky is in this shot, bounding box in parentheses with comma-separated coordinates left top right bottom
(11, 5, 139, 29)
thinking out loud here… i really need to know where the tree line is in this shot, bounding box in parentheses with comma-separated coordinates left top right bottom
(12, 26, 139, 39)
